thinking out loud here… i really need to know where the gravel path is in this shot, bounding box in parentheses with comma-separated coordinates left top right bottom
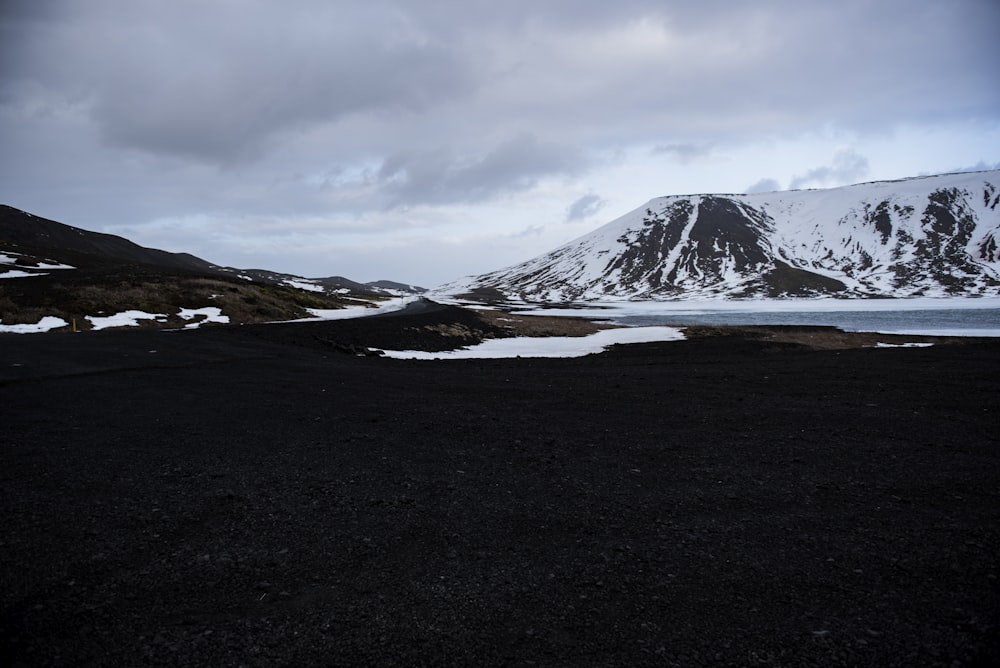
(2, 312, 998, 666)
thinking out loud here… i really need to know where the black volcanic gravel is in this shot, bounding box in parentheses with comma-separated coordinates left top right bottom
(1, 310, 999, 666)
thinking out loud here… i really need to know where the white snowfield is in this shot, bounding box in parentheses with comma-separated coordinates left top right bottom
(379, 326, 685, 359)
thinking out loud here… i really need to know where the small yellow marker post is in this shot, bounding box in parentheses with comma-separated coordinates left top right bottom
(72, 318, 77, 332)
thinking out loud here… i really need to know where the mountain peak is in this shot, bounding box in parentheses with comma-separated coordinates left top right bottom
(440, 170, 1000, 301)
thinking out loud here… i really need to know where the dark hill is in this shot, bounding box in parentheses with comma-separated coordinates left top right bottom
(0, 204, 219, 273)
(0, 205, 363, 331)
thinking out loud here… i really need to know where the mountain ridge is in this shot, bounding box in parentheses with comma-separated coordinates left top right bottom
(0, 205, 425, 296)
(0, 205, 217, 274)
(438, 170, 1000, 301)
(0, 205, 424, 331)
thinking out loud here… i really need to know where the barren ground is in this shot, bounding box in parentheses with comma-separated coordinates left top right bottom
(2, 306, 998, 666)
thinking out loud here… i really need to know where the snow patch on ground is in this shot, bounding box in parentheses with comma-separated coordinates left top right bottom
(303, 306, 379, 320)
(178, 307, 230, 329)
(0, 270, 47, 279)
(0, 295, 419, 334)
(86, 310, 167, 330)
(301, 297, 418, 321)
(1, 250, 75, 271)
(89, 307, 231, 330)
(0, 316, 69, 333)
(284, 279, 325, 292)
(380, 326, 685, 359)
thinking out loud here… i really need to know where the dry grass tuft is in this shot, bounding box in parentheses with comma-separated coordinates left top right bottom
(0, 275, 361, 331)
(682, 325, 972, 350)
(474, 309, 616, 338)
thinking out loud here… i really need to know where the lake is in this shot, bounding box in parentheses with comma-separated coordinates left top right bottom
(511, 297, 1000, 337)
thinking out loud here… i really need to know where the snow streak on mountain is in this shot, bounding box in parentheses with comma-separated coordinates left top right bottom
(440, 171, 1000, 301)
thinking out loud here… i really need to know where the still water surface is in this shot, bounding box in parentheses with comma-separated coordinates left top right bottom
(614, 308, 1000, 336)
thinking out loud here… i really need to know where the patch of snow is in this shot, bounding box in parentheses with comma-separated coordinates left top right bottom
(284, 279, 325, 293)
(1, 250, 75, 270)
(0, 316, 69, 333)
(299, 296, 418, 321)
(660, 197, 700, 276)
(380, 326, 685, 359)
(86, 310, 167, 330)
(0, 270, 47, 279)
(303, 306, 378, 320)
(875, 342, 935, 348)
(177, 307, 230, 329)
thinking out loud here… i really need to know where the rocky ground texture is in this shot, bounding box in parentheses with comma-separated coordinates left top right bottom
(1, 305, 998, 666)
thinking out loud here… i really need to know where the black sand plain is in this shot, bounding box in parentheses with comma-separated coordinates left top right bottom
(2, 304, 999, 666)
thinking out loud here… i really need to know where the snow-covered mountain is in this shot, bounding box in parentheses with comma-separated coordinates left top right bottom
(439, 171, 1000, 301)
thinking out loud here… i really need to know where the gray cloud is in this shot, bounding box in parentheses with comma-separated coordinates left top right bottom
(99, 17, 476, 163)
(1, 0, 998, 285)
(6, 1, 997, 162)
(2, 1, 480, 164)
(651, 143, 714, 164)
(789, 149, 870, 190)
(566, 194, 606, 221)
(375, 134, 588, 208)
(510, 225, 545, 238)
(949, 160, 1000, 174)
(745, 178, 781, 194)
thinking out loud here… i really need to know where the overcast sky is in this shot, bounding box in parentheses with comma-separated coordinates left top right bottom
(2, 0, 998, 286)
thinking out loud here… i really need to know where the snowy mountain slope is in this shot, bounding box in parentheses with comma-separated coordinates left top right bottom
(438, 171, 1000, 300)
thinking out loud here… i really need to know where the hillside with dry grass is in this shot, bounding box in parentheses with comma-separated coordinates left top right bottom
(0, 206, 392, 332)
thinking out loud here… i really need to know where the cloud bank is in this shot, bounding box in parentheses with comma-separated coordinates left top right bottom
(1, 0, 998, 284)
